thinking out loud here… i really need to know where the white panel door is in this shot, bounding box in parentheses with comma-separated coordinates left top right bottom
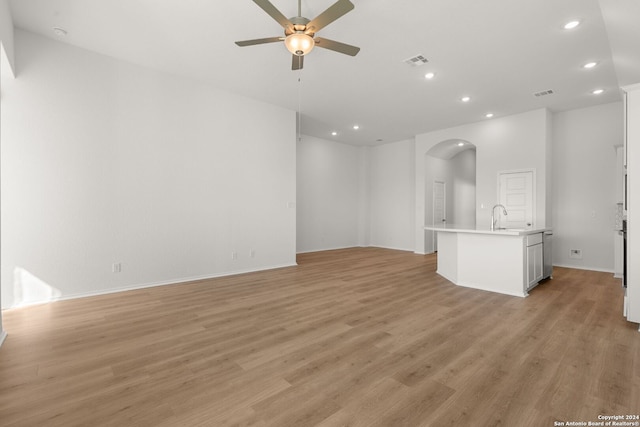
(433, 181, 446, 250)
(498, 171, 534, 229)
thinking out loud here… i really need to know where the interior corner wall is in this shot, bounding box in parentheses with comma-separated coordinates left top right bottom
(545, 109, 554, 228)
(0, 29, 297, 309)
(369, 139, 415, 251)
(296, 135, 362, 253)
(357, 146, 371, 248)
(552, 101, 623, 272)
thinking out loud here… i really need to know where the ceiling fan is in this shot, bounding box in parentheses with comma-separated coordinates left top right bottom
(235, 0, 360, 70)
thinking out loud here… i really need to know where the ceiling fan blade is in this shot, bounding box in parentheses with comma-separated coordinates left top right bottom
(252, 0, 294, 31)
(292, 55, 304, 70)
(314, 37, 360, 56)
(235, 37, 283, 47)
(305, 0, 354, 33)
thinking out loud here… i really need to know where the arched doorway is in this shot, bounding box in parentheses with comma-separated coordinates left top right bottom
(424, 139, 476, 253)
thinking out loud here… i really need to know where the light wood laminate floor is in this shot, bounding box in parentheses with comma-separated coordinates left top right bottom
(1, 247, 639, 426)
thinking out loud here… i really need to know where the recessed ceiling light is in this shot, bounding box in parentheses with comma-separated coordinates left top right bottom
(592, 88, 604, 95)
(353, 125, 360, 130)
(563, 20, 580, 30)
(583, 61, 597, 69)
(485, 113, 494, 118)
(461, 96, 471, 102)
(331, 131, 337, 136)
(53, 27, 68, 37)
(457, 142, 465, 147)
(425, 72, 435, 80)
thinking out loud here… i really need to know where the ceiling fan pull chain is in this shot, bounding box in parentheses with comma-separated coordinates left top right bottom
(298, 76, 303, 142)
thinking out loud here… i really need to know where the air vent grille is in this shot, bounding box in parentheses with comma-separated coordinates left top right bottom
(403, 54, 429, 67)
(533, 89, 555, 97)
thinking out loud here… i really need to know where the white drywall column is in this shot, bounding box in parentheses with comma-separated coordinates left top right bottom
(0, 0, 15, 347)
(624, 83, 640, 324)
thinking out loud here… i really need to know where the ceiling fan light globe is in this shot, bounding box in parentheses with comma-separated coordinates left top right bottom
(285, 33, 315, 56)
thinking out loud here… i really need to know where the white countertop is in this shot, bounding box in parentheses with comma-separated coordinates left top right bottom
(424, 224, 551, 236)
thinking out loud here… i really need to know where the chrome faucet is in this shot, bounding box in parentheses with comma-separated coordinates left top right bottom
(491, 204, 508, 231)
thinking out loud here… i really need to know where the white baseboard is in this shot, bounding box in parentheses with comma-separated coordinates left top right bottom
(415, 250, 436, 255)
(372, 244, 415, 253)
(0, 331, 7, 348)
(4, 263, 298, 310)
(298, 245, 416, 255)
(296, 245, 361, 254)
(553, 264, 615, 274)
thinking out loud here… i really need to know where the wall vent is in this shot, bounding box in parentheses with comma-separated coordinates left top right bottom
(533, 89, 555, 97)
(403, 54, 429, 66)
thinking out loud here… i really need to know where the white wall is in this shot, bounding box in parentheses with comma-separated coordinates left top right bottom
(552, 102, 623, 272)
(369, 139, 415, 251)
(297, 136, 415, 253)
(0, 30, 297, 309)
(450, 149, 477, 225)
(357, 147, 371, 248)
(416, 109, 551, 254)
(296, 135, 362, 252)
(0, 0, 15, 344)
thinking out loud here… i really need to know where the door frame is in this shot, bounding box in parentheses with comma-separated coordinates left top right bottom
(433, 180, 446, 250)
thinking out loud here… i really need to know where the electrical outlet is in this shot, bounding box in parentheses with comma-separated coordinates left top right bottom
(231, 251, 238, 260)
(112, 262, 122, 273)
(569, 249, 583, 260)
(249, 249, 255, 258)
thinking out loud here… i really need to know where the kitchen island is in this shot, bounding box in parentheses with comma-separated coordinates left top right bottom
(425, 225, 552, 297)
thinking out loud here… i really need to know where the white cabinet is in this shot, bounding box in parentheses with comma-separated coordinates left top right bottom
(527, 244, 543, 288)
(526, 233, 544, 289)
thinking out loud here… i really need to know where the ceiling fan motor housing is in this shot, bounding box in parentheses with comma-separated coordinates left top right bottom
(286, 16, 312, 35)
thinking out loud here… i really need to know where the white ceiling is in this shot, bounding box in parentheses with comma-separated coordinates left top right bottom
(8, 0, 640, 146)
